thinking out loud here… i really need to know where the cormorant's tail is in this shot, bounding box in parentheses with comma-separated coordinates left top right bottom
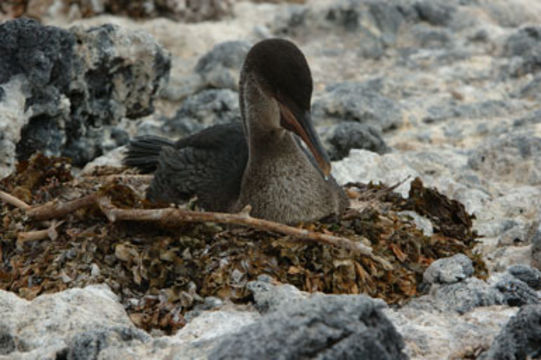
(123, 135, 175, 173)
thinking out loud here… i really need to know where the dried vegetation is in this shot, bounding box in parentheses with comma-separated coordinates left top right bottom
(0, 0, 305, 21)
(0, 154, 486, 333)
(1, 0, 234, 21)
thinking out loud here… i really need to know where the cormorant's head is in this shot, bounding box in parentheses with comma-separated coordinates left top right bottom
(241, 38, 331, 177)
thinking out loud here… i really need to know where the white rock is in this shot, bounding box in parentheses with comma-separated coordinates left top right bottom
(386, 306, 518, 360)
(0, 285, 145, 358)
(333, 149, 418, 197)
(0, 76, 31, 178)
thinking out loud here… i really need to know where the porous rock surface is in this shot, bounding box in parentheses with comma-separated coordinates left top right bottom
(479, 304, 541, 360)
(0, 18, 170, 175)
(0, 281, 408, 359)
(0, 285, 150, 359)
(2, 0, 541, 359)
(209, 293, 406, 360)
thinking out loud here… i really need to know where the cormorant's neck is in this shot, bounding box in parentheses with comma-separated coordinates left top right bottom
(240, 74, 292, 157)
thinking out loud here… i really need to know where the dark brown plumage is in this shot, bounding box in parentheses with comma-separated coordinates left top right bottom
(124, 38, 348, 224)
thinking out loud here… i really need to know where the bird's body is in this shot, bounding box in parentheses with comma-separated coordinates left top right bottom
(124, 39, 348, 224)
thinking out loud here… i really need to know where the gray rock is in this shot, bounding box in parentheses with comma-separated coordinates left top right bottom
(467, 134, 541, 185)
(162, 89, 241, 137)
(423, 254, 474, 285)
(209, 294, 407, 360)
(413, 1, 456, 26)
(494, 274, 540, 307)
(313, 82, 403, 131)
(504, 26, 541, 58)
(424, 100, 513, 123)
(482, 1, 541, 27)
(323, 1, 404, 44)
(0, 19, 74, 100)
(365, 1, 404, 46)
(420, 265, 539, 314)
(332, 149, 419, 197)
(195, 41, 250, 91)
(419, 269, 539, 315)
(0, 18, 170, 173)
(533, 222, 541, 270)
(324, 1, 398, 33)
(271, 5, 309, 37)
(247, 276, 308, 314)
(272, 1, 403, 55)
(480, 304, 541, 360)
(508, 264, 541, 290)
(66, 327, 149, 360)
(411, 278, 504, 314)
(0, 285, 150, 358)
(184, 296, 225, 321)
(517, 74, 541, 101)
(0, 325, 15, 355)
(412, 25, 454, 49)
(320, 121, 390, 161)
(387, 305, 518, 360)
(513, 109, 541, 127)
(503, 26, 541, 77)
(161, 73, 205, 102)
(497, 222, 531, 246)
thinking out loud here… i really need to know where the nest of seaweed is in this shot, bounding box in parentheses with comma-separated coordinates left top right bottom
(0, 154, 486, 334)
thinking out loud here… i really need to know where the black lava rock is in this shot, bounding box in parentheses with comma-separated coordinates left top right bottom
(0, 18, 170, 168)
(427, 278, 503, 314)
(413, 1, 456, 26)
(0, 18, 75, 98)
(66, 327, 149, 360)
(423, 254, 474, 285)
(321, 122, 390, 161)
(533, 223, 541, 270)
(162, 89, 241, 137)
(517, 73, 541, 100)
(494, 275, 540, 307)
(0, 327, 16, 355)
(313, 81, 402, 131)
(195, 41, 250, 90)
(508, 264, 541, 290)
(424, 100, 512, 123)
(503, 26, 541, 77)
(209, 294, 407, 360)
(480, 304, 541, 360)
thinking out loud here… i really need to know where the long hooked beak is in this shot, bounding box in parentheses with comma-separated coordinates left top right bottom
(278, 101, 331, 178)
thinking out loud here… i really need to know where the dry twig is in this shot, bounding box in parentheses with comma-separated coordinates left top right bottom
(0, 190, 31, 210)
(27, 193, 99, 220)
(17, 220, 64, 245)
(96, 197, 390, 268)
(80, 174, 153, 182)
(3, 189, 392, 269)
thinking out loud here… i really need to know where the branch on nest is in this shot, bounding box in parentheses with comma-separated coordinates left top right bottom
(4, 189, 393, 269)
(26, 193, 99, 221)
(80, 174, 154, 182)
(96, 197, 391, 268)
(17, 220, 64, 246)
(0, 190, 31, 210)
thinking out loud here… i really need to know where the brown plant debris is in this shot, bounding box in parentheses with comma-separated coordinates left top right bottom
(3, 0, 235, 22)
(0, 154, 486, 334)
(23, 191, 381, 262)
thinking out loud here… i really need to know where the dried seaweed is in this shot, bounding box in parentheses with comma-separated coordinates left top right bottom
(0, 155, 486, 334)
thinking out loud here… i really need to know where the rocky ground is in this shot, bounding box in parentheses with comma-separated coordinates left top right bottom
(1, 0, 541, 359)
